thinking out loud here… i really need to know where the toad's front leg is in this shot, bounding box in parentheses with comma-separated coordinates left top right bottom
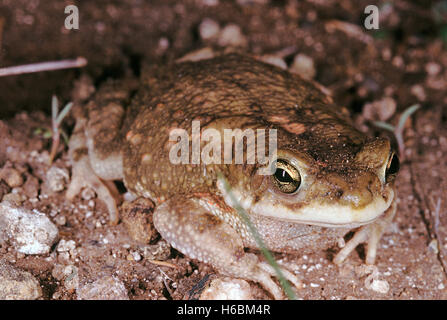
(66, 115, 121, 224)
(334, 196, 397, 265)
(66, 81, 131, 224)
(153, 195, 301, 299)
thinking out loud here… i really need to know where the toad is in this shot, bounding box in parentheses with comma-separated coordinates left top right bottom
(66, 54, 398, 299)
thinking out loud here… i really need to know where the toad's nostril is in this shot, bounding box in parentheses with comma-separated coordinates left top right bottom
(334, 189, 344, 198)
(340, 187, 374, 208)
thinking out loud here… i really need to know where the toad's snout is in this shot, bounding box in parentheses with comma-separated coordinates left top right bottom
(320, 170, 382, 209)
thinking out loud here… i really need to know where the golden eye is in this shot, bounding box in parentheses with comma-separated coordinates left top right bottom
(385, 151, 399, 181)
(272, 159, 301, 193)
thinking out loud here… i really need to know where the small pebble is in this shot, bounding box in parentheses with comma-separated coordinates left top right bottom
(156, 37, 170, 55)
(54, 215, 67, 226)
(200, 278, 253, 300)
(77, 276, 129, 300)
(199, 18, 220, 41)
(51, 264, 66, 281)
(0, 259, 42, 300)
(425, 62, 441, 76)
(0, 167, 23, 188)
(22, 175, 39, 199)
(49, 209, 59, 217)
(218, 24, 247, 47)
(87, 200, 95, 208)
(45, 166, 69, 192)
(362, 97, 396, 121)
(63, 265, 79, 291)
(366, 278, 390, 294)
(411, 84, 426, 102)
(428, 239, 439, 254)
(57, 239, 76, 253)
(58, 252, 70, 263)
(290, 53, 316, 79)
(121, 198, 156, 244)
(2, 192, 25, 205)
(131, 251, 141, 261)
(141, 240, 171, 261)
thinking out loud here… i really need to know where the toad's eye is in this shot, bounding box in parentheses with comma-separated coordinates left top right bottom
(385, 151, 399, 181)
(272, 159, 301, 193)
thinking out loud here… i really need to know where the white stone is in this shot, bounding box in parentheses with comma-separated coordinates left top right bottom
(0, 202, 58, 255)
(200, 278, 253, 300)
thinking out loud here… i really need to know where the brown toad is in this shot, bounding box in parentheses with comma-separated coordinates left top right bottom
(66, 54, 398, 299)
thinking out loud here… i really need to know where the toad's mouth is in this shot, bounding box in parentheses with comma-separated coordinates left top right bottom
(252, 187, 394, 228)
(219, 180, 394, 229)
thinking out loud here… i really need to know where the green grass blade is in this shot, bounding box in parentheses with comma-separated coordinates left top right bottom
(372, 121, 395, 132)
(56, 102, 74, 125)
(397, 104, 420, 132)
(218, 173, 297, 300)
(51, 95, 58, 121)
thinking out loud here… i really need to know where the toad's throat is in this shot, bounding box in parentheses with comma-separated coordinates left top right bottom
(220, 183, 394, 229)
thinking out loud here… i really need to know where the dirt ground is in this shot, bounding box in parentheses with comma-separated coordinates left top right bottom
(0, 0, 446, 300)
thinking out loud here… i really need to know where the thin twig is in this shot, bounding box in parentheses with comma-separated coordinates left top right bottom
(147, 259, 179, 269)
(0, 57, 87, 77)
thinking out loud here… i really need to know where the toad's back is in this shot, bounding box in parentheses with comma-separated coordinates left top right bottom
(121, 54, 366, 200)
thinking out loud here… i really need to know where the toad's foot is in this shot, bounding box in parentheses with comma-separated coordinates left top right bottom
(334, 197, 397, 265)
(66, 81, 131, 225)
(258, 261, 302, 292)
(66, 116, 121, 225)
(153, 196, 301, 299)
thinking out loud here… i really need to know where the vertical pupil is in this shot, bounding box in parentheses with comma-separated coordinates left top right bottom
(276, 168, 292, 182)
